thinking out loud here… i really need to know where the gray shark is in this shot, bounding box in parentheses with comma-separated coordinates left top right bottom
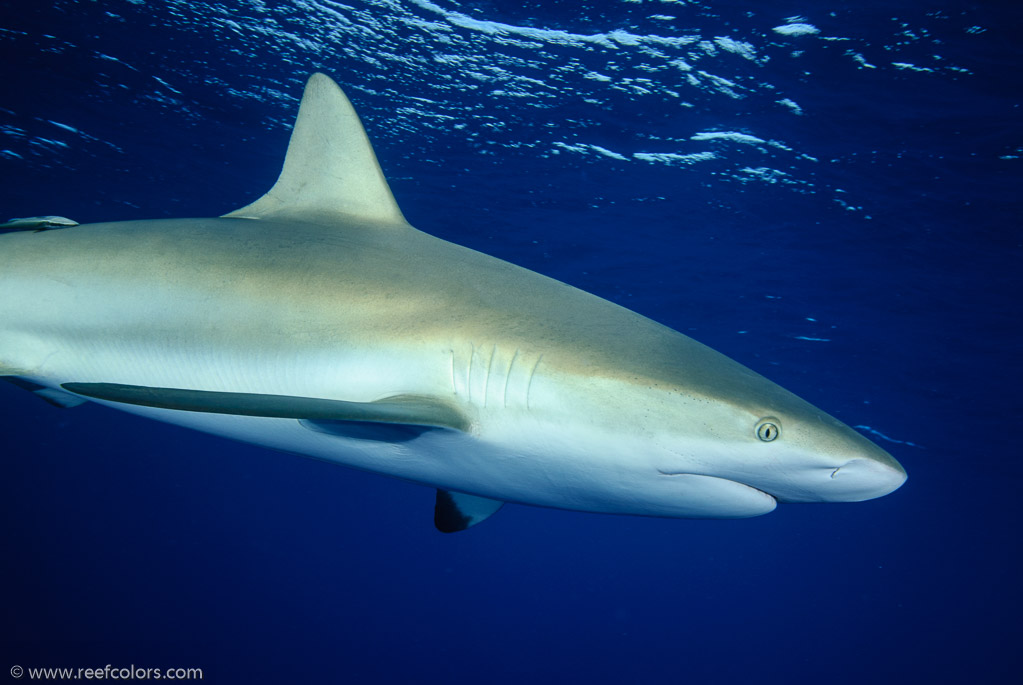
(0, 73, 905, 532)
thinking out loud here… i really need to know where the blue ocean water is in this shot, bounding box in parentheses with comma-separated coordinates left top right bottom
(1, 1, 1020, 683)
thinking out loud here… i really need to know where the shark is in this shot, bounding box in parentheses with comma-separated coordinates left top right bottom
(0, 73, 906, 532)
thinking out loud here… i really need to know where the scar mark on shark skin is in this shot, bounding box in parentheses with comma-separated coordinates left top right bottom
(526, 353, 543, 411)
(504, 348, 519, 409)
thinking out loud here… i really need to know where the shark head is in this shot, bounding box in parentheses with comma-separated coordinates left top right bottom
(642, 382, 908, 506)
(488, 306, 908, 519)
(513, 370, 908, 518)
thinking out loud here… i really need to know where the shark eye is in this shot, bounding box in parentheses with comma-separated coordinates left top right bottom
(756, 419, 780, 442)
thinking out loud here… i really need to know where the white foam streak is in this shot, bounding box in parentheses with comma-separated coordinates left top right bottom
(772, 23, 820, 37)
(410, 0, 699, 51)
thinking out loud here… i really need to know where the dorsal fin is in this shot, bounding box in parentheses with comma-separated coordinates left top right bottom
(223, 73, 407, 226)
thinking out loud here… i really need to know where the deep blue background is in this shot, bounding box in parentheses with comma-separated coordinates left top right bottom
(1, 1, 1020, 683)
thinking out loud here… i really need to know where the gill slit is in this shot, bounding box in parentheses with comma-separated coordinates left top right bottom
(467, 342, 475, 404)
(503, 348, 519, 409)
(449, 349, 456, 396)
(483, 344, 496, 408)
(526, 353, 543, 411)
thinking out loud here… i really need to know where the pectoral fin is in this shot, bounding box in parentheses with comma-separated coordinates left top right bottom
(299, 419, 446, 443)
(434, 489, 504, 533)
(60, 383, 469, 432)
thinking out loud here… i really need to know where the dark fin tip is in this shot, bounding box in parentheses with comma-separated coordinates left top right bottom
(434, 490, 472, 534)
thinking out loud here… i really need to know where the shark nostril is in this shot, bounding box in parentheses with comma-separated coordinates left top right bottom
(829, 460, 859, 480)
(824, 458, 907, 500)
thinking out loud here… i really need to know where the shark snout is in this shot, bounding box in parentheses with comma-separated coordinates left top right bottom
(825, 455, 907, 502)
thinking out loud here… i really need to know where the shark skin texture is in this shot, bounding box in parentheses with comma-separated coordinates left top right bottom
(0, 73, 906, 532)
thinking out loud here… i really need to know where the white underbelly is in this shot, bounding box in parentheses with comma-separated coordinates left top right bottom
(73, 398, 775, 520)
(7, 331, 776, 519)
